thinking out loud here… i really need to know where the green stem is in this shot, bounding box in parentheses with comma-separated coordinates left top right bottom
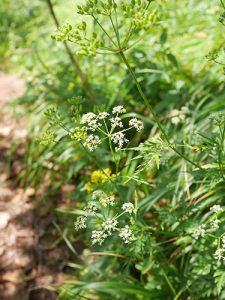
(119, 52, 203, 170)
(92, 15, 118, 48)
(109, 15, 120, 47)
(161, 269, 176, 296)
(112, 1, 121, 45)
(220, 0, 225, 10)
(45, 0, 96, 102)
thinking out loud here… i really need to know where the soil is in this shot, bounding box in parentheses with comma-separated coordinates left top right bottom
(0, 73, 76, 300)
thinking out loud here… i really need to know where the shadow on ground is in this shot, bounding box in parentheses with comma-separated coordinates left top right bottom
(0, 73, 82, 300)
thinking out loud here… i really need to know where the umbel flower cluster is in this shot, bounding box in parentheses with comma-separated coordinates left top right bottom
(192, 205, 225, 260)
(74, 189, 137, 245)
(70, 105, 144, 152)
(51, 0, 159, 57)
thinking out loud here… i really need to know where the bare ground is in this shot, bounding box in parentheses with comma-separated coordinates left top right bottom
(0, 73, 74, 300)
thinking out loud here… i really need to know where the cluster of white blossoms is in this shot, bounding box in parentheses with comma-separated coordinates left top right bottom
(111, 132, 129, 149)
(102, 218, 118, 234)
(84, 134, 101, 151)
(129, 118, 144, 132)
(112, 105, 126, 114)
(214, 236, 225, 261)
(191, 204, 225, 261)
(91, 230, 108, 246)
(89, 199, 137, 245)
(119, 225, 136, 244)
(74, 191, 137, 246)
(122, 203, 135, 214)
(74, 202, 98, 230)
(193, 224, 206, 239)
(77, 105, 144, 152)
(110, 116, 123, 129)
(74, 215, 87, 231)
(210, 205, 223, 213)
(92, 190, 115, 207)
(209, 205, 223, 232)
(193, 204, 223, 239)
(170, 106, 188, 125)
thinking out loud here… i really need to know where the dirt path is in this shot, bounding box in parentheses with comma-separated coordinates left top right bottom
(0, 73, 72, 300)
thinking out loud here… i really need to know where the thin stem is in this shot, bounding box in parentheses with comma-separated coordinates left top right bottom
(220, 0, 225, 10)
(112, 0, 121, 45)
(122, 0, 152, 49)
(119, 52, 203, 170)
(124, 31, 150, 51)
(45, 0, 96, 102)
(92, 15, 118, 48)
(161, 269, 176, 296)
(121, 23, 134, 48)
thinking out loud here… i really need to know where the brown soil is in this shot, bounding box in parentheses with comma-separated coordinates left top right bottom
(0, 73, 76, 300)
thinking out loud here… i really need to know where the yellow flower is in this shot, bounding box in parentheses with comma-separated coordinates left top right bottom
(85, 168, 112, 193)
(91, 168, 111, 184)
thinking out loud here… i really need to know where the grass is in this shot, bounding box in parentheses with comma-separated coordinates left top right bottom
(1, 0, 225, 299)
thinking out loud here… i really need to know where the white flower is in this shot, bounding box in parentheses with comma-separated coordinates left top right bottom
(81, 112, 97, 124)
(92, 190, 115, 207)
(88, 119, 100, 131)
(74, 216, 87, 231)
(170, 108, 187, 125)
(110, 117, 123, 129)
(111, 131, 129, 149)
(129, 118, 144, 131)
(119, 225, 136, 244)
(98, 112, 110, 119)
(102, 218, 118, 233)
(81, 112, 100, 131)
(193, 224, 206, 239)
(214, 248, 225, 260)
(85, 202, 98, 213)
(100, 195, 115, 207)
(210, 219, 220, 231)
(171, 116, 180, 125)
(91, 230, 108, 245)
(84, 134, 101, 151)
(122, 203, 135, 214)
(92, 190, 106, 200)
(112, 105, 126, 114)
(210, 205, 223, 213)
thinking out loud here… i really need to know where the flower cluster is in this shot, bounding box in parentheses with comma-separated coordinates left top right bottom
(191, 205, 224, 261)
(122, 1, 158, 30)
(74, 215, 87, 231)
(193, 224, 206, 239)
(119, 225, 136, 244)
(91, 230, 108, 246)
(51, 21, 102, 57)
(210, 205, 223, 213)
(214, 236, 225, 261)
(193, 205, 223, 239)
(85, 168, 112, 193)
(71, 106, 144, 152)
(92, 190, 115, 207)
(74, 188, 137, 246)
(84, 134, 101, 151)
(122, 203, 135, 214)
(170, 107, 189, 125)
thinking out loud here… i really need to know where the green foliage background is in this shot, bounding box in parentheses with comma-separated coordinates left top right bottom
(1, 0, 225, 299)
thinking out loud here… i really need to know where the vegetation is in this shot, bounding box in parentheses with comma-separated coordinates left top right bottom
(1, 0, 225, 299)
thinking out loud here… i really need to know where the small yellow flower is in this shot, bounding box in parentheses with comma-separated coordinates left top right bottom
(85, 168, 112, 193)
(91, 168, 111, 184)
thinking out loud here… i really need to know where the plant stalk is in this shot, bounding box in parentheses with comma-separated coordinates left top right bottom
(119, 52, 202, 170)
(45, 0, 96, 102)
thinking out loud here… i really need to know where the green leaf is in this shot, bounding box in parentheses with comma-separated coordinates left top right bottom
(73, 281, 154, 297)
